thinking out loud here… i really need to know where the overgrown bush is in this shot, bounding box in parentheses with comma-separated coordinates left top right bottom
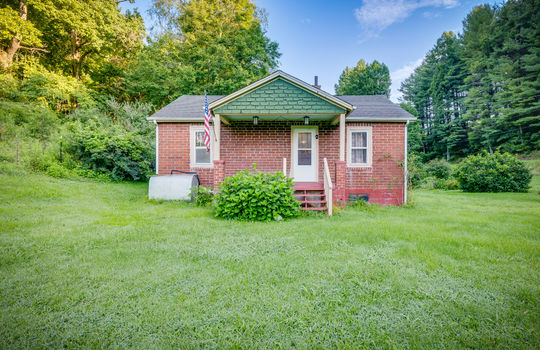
(67, 121, 153, 181)
(1, 68, 95, 113)
(407, 153, 425, 188)
(0, 99, 59, 140)
(454, 152, 532, 192)
(215, 166, 300, 221)
(424, 158, 451, 179)
(191, 185, 214, 206)
(434, 178, 460, 190)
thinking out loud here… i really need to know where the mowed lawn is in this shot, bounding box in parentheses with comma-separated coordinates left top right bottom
(1, 173, 539, 348)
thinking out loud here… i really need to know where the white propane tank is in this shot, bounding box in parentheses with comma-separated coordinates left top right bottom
(148, 174, 199, 201)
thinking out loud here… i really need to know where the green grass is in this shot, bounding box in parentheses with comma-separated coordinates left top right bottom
(1, 172, 539, 348)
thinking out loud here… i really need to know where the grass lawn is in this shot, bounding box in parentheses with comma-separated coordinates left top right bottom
(1, 171, 539, 348)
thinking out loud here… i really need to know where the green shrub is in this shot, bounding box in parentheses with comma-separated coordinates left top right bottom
(434, 178, 460, 190)
(67, 121, 153, 181)
(424, 158, 451, 179)
(191, 185, 214, 206)
(0, 99, 59, 140)
(45, 163, 72, 178)
(454, 152, 532, 192)
(407, 153, 425, 188)
(215, 166, 300, 221)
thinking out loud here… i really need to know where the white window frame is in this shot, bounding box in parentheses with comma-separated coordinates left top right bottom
(347, 126, 372, 167)
(190, 125, 213, 168)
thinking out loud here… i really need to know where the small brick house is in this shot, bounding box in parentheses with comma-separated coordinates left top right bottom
(148, 71, 415, 210)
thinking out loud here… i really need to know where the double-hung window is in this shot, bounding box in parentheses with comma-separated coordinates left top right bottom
(191, 126, 212, 167)
(347, 127, 372, 167)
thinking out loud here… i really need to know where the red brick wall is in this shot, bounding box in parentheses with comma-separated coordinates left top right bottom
(158, 121, 407, 204)
(343, 122, 406, 205)
(157, 123, 213, 186)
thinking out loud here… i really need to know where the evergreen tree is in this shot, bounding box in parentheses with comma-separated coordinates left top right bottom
(460, 5, 500, 154)
(401, 32, 468, 160)
(490, 0, 540, 152)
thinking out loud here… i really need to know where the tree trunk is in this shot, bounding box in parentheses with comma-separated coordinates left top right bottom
(70, 30, 82, 79)
(0, 0, 27, 69)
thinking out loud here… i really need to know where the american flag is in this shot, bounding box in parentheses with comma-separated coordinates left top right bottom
(204, 91, 211, 152)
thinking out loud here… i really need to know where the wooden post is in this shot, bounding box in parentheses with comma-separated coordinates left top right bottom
(339, 113, 345, 161)
(283, 157, 287, 176)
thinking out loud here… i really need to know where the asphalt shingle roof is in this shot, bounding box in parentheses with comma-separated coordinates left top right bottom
(148, 94, 415, 122)
(337, 95, 415, 121)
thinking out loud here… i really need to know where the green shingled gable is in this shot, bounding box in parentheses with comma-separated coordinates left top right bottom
(213, 78, 346, 115)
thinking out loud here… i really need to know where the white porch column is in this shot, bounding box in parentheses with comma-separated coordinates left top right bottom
(339, 113, 346, 161)
(213, 113, 221, 161)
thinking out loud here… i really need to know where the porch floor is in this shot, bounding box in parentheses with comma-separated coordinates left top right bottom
(293, 182, 324, 191)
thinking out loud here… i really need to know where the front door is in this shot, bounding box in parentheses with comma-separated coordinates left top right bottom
(292, 128, 317, 182)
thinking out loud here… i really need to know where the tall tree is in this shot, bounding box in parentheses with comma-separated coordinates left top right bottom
(460, 4, 499, 154)
(0, 0, 44, 69)
(335, 59, 391, 96)
(150, 0, 280, 95)
(1, 0, 145, 82)
(401, 32, 468, 160)
(122, 34, 197, 109)
(490, 0, 540, 152)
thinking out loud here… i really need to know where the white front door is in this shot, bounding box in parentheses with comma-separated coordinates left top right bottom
(292, 128, 317, 182)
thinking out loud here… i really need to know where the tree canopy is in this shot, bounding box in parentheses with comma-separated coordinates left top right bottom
(400, 0, 539, 158)
(335, 59, 391, 96)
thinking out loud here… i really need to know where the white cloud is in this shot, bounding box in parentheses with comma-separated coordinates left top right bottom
(390, 58, 423, 102)
(354, 0, 459, 36)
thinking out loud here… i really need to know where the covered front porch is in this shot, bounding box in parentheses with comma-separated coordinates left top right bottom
(209, 117, 348, 216)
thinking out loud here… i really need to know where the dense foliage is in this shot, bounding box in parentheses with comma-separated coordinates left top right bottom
(67, 104, 154, 181)
(335, 59, 391, 96)
(424, 159, 452, 180)
(401, 0, 539, 159)
(215, 166, 300, 221)
(454, 152, 532, 192)
(0, 0, 280, 180)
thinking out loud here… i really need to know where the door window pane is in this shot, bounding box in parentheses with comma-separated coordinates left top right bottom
(351, 149, 367, 164)
(196, 148, 210, 164)
(351, 132, 367, 147)
(298, 150, 311, 165)
(298, 132, 312, 148)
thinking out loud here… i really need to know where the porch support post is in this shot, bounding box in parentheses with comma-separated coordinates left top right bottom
(213, 160, 225, 188)
(335, 161, 346, 205)
(339, 113, 345, 161)
(213, 113, 221, 161)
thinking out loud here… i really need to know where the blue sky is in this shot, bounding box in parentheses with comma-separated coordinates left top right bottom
(121, 0, 500, 102)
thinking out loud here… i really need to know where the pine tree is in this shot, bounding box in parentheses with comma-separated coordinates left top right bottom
(491, 0, 540, 152)
(461, 4, 499, 154)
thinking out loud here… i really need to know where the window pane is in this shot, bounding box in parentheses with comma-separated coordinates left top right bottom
(196, 148, 210, 164)
(298, 132, 312, 149)
(195, 131, 205, 147)
(298, 150, 311, 165)
(351, 132, 367, 148)
(352, 149, 367, 164)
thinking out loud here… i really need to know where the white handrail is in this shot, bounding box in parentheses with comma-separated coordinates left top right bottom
(283, 157, 287, 176)
(323, 158, 333, 216)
